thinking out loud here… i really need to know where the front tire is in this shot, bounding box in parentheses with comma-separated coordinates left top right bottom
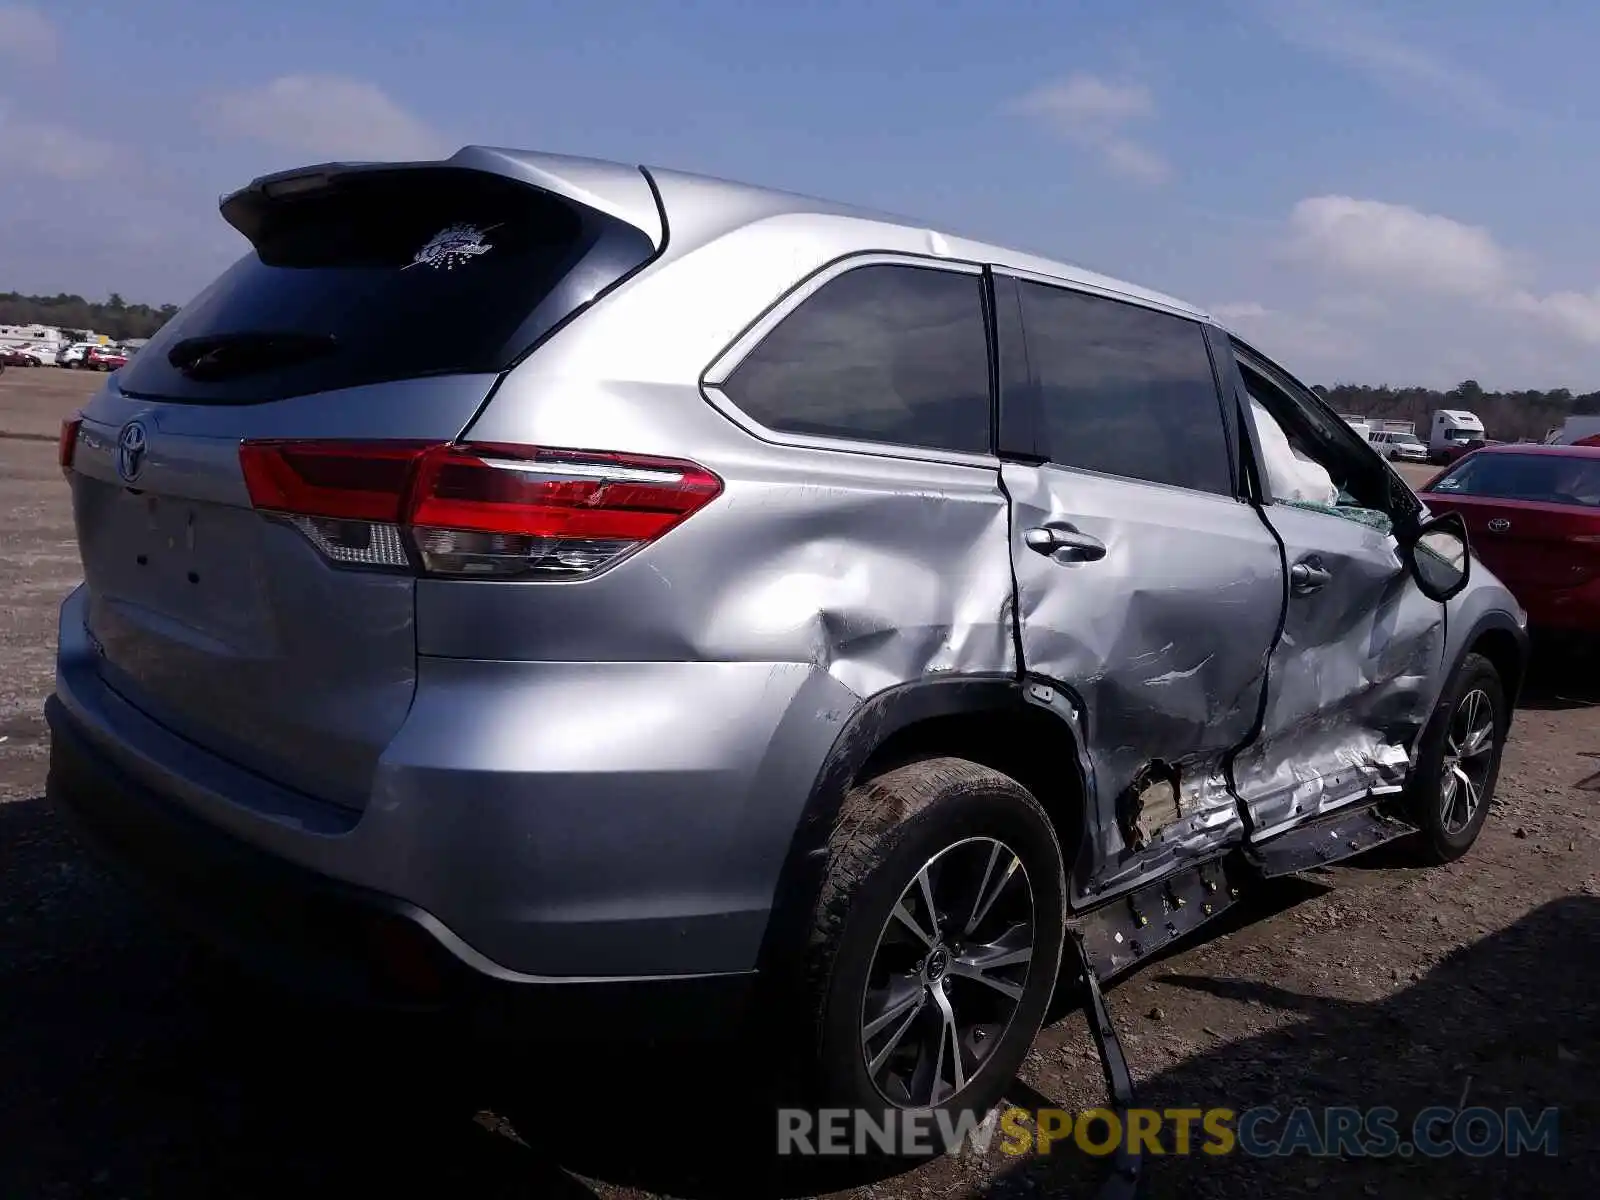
(804, 757, 1065, 1145)
(1405, 652, 1508, 863)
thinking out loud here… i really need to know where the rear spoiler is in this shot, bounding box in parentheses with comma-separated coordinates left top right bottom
(220, 146, 665, 250)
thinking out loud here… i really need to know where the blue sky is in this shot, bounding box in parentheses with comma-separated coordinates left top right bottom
(4, 0, 1600, 388)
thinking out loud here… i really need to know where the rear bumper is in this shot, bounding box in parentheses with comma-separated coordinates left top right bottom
(54, 584, 856, 980)
(46, 693, 755, 1038)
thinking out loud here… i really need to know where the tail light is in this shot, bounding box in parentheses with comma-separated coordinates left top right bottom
(239, 440, 722, 579)
(59, 413, 83, 474)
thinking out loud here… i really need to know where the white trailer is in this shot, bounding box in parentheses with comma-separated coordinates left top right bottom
(1339, 414, 1373, 441)
(1429, 409, 1485, 459)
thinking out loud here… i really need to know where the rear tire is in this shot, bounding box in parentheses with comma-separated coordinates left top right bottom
(1405, 652, 1507, 863)
(803, 757, 1065, 1150)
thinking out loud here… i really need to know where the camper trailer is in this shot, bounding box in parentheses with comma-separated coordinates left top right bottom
(1429, 409, 1486, 464)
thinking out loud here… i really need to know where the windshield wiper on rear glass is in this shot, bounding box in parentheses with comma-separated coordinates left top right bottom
(167, 332, 337, 381)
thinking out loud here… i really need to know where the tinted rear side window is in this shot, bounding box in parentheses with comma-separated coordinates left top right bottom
(1018, 282, 1232, 495)
(721, 264, 991, 455)
(118, 167, 654, 404)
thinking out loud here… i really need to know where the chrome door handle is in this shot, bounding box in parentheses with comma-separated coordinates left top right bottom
(1024, 524, 1107, 563)
(1290, 558, 1332, 596)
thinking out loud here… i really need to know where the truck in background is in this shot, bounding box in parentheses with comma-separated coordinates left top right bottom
(1429, 409, 1487, 465)
(1340, 415, 1428, 461)
(1370, 418, 1416, 436)
(1368, 427, 1431, 462)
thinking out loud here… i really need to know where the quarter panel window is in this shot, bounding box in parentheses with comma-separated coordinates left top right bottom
(1018, 282, 1233, 495)
(721, 264, 991, 455)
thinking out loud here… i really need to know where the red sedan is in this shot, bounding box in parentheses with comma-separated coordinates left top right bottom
(1421, 443, 1600, 633)
(84, 346, 128, 371)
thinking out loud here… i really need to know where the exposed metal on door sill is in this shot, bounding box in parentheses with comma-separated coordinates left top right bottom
(1245, 802, 1418, 877)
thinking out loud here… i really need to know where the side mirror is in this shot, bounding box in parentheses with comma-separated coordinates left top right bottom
(1407, 511, 1471, 602)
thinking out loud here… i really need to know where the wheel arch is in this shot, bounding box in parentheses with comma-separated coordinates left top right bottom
(754, 675, 1091, 986)
(1459, 610, 1529, 712)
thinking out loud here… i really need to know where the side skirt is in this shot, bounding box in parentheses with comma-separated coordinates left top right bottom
(1243, 801, 1418, 879)
(1071, 856, 1247, 982)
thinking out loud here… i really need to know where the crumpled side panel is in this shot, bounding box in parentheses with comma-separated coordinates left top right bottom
(1234, 505, 1446, 839)
(420, 375, 1017, 689)
(696, 482, 1017, 698)
(1089, 764, 1245, 896)
(1001, 463, 1285, 897)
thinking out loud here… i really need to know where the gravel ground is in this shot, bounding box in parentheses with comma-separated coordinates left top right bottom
(1, 370, 1595, 1198)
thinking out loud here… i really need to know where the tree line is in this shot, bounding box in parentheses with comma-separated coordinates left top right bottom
(1, 292, 180, 343)
(1311, 381, 1600, 443)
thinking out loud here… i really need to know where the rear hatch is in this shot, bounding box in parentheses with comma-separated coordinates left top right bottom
(1424, 452, 1600, 594)
(65, 157, 660, 809)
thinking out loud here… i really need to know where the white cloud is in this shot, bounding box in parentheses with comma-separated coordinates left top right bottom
(0, 5, 56, 64)
(1220, 194, 1600, 387)
(1099, 139, 1169, 186)
(208, 75, 448, 162)
(0, 100, 122, 179)
(1508, 289, 1600, 346)
(1287, 196, 1512, 299)
(1286, 194, 1600, 345)
(1011, 74, 1170, 184)
(1210, 300, 1366, 379)
(1251, 0, 1527, 131)
(1015, 75, 1155, 127)
(1211, 301, 1269, 322)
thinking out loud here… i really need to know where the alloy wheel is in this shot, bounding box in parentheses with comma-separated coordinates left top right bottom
(1440, 687, 1497, 835)
(859, 837, 1035, 1108)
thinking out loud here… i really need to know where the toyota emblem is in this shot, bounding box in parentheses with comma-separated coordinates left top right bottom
(116, 420, 148, 484)
(1486, 517, 1511, 533)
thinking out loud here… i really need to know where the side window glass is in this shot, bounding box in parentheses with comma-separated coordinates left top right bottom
(1240, 369, 1341, 506)
(1017, 282, 1233, 495)
(721, 264, 991, 455)
(1239, 358, 1395, 535)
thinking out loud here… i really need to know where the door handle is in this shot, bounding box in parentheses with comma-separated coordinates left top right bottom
(1024, 524, 1107, 563)
(1290, 557, 1332, 596)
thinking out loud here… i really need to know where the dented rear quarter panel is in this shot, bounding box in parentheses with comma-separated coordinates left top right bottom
(426, 205, 1020, 958)
(447, 208, 1018, 684)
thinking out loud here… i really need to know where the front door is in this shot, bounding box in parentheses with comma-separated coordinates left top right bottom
(995, 275, 1285, 898)
(1222, 340, 1446, 841)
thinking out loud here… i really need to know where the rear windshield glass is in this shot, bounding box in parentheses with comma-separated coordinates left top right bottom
(1432, 453, 1600, 507)
(118, 167, 649, 404)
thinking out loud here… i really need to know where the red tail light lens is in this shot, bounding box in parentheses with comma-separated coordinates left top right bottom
(239, 439, 722, 578)
(59, 414, 82, 474)
(240, 441, 429, 523)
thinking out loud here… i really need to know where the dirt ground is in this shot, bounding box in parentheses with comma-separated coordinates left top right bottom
(1, 369, 1595, 1198)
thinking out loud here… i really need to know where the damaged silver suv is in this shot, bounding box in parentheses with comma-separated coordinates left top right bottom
(48, 147, 1526, 1128)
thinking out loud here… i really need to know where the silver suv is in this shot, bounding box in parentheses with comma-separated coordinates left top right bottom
(48, 147, 1526, 1127)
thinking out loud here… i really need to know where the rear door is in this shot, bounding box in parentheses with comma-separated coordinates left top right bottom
(66, 161, 659, 809)
(1223, 340, 1445, 841)
(995, 275, 1284, 896)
